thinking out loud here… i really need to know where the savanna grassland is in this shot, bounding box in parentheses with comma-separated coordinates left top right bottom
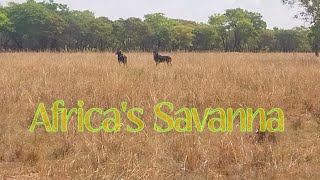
(0, 52, 319, 179)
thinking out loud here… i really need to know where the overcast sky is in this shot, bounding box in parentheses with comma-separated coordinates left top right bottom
(4, 0, 308, 29)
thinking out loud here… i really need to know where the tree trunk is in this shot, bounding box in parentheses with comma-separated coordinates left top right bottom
(315, 43, 319, 57)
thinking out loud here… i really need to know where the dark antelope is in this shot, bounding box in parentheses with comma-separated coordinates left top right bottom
(153, 51, 172, 66)
(115, 50, 127, 65)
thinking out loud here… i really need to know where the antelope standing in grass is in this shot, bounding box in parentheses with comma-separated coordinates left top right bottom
(153, 51, 172, 66)
(115, 50, 127, 65)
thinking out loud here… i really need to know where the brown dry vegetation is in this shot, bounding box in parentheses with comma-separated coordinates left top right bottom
(0, 52, 319, 179)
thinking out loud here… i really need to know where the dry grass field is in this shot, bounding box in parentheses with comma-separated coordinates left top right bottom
(0, 52, 319, 179)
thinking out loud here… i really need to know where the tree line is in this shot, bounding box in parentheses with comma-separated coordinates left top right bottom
(0, 0, 318, 53)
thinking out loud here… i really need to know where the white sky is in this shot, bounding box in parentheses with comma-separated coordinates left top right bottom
(4, 0, 308, 29)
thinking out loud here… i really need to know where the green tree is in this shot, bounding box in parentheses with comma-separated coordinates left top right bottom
(0, 12, 11, 31)
(111, 19, 126, 50)
(209, 8, 266, 52)
(0, 12, 13, 50)
(171, 24, 193, 51)
(257, 29, 276, 51)
(293, 26, 312, 52)
(0, 0, 315, 52)
(112, 18, 150, 51)
(310, 22, 320, 55)
(209, 14, 229, 51)
(282, 0, 320, 56)
(62, 10, 95, 51)
(273, 27, 311, 52)
(5, 0, 65, 50)
(192, 24, 216, 51)
(144, 13, 175, 50)
(124, 18, 150, 51)
(89, 17, 113, 51)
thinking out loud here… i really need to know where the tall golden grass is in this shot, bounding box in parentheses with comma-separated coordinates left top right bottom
(0, 52, 319, 179)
